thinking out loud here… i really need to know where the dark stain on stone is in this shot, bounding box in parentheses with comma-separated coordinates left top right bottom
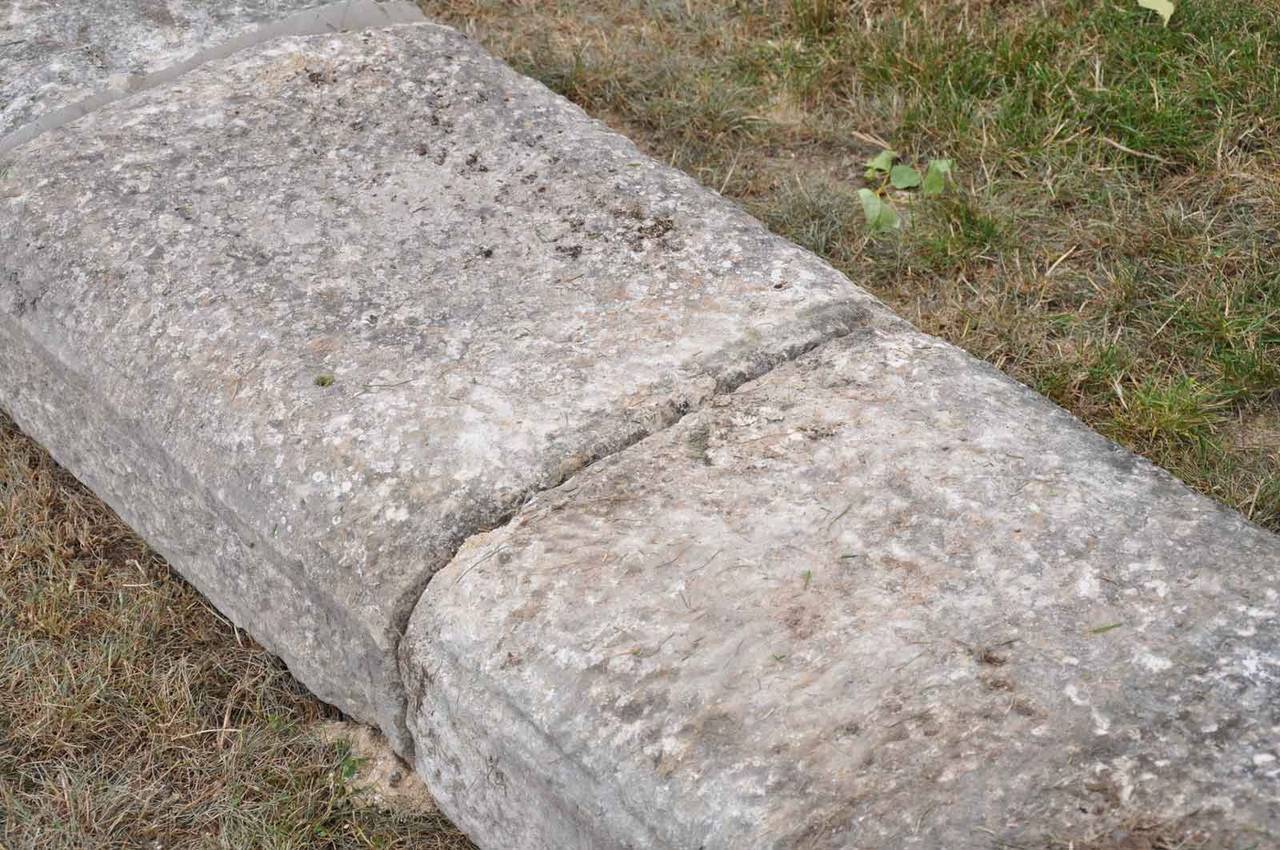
(980, 673, 1015, 692)
(975, 646, 1009, 666)
(685, 424, 712, 465)
(687, 709, 741, 755)
(1011, 696, 1039, 717)
(781, 603, 820, 640)
(306, 67, 337, 86)
(612, 691, 669, 724)
(139, 0, 178, 26)
(636, 216, 674, 241)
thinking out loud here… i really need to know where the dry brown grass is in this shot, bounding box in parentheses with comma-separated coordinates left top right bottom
(3, 2, 1278, 846)
(0, 413, 473, 850)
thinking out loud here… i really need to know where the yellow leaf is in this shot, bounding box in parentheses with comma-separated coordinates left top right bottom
(1137, 0, 1175, 27)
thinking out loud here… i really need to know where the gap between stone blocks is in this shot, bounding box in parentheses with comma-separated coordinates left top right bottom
(0, 0, 426, 156)
(387, 301, 904, 764)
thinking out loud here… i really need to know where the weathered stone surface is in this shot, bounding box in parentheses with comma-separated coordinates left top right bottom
(0, 24, 881, 753)
(0, 0, 425, 152)
(404, 323, 1280, 849)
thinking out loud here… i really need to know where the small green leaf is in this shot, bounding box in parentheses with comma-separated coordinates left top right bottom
(1137, 0, 1175, 26)
(889, 163, 922, 189)
(863, 148, 897, 179)
(339, 753, 361, 782)
(857, 188, 900, 233)
(922, 159, 953, 196)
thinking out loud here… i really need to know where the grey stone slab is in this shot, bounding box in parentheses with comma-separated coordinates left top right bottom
(404, 323, 1280, 849)
(0, 23, 882, 753)
(0, 0, 426, 152)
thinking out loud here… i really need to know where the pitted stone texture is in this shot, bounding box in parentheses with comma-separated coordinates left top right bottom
(2, 0, 312, 140)
(0, 24, 881, 753)
(405, 325, 1280, 850)
(0, 0, 425, 152)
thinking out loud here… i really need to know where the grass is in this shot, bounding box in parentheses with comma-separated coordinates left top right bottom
(419, 0, 1280, 530)
(0, 413, 473, 849)
(3, 2, 1278, 845)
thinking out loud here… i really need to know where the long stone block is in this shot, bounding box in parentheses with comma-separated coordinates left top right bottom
(0, 0, 426, 152)
(404, 322, 1280, 848)
(0, 23, 880, 753)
